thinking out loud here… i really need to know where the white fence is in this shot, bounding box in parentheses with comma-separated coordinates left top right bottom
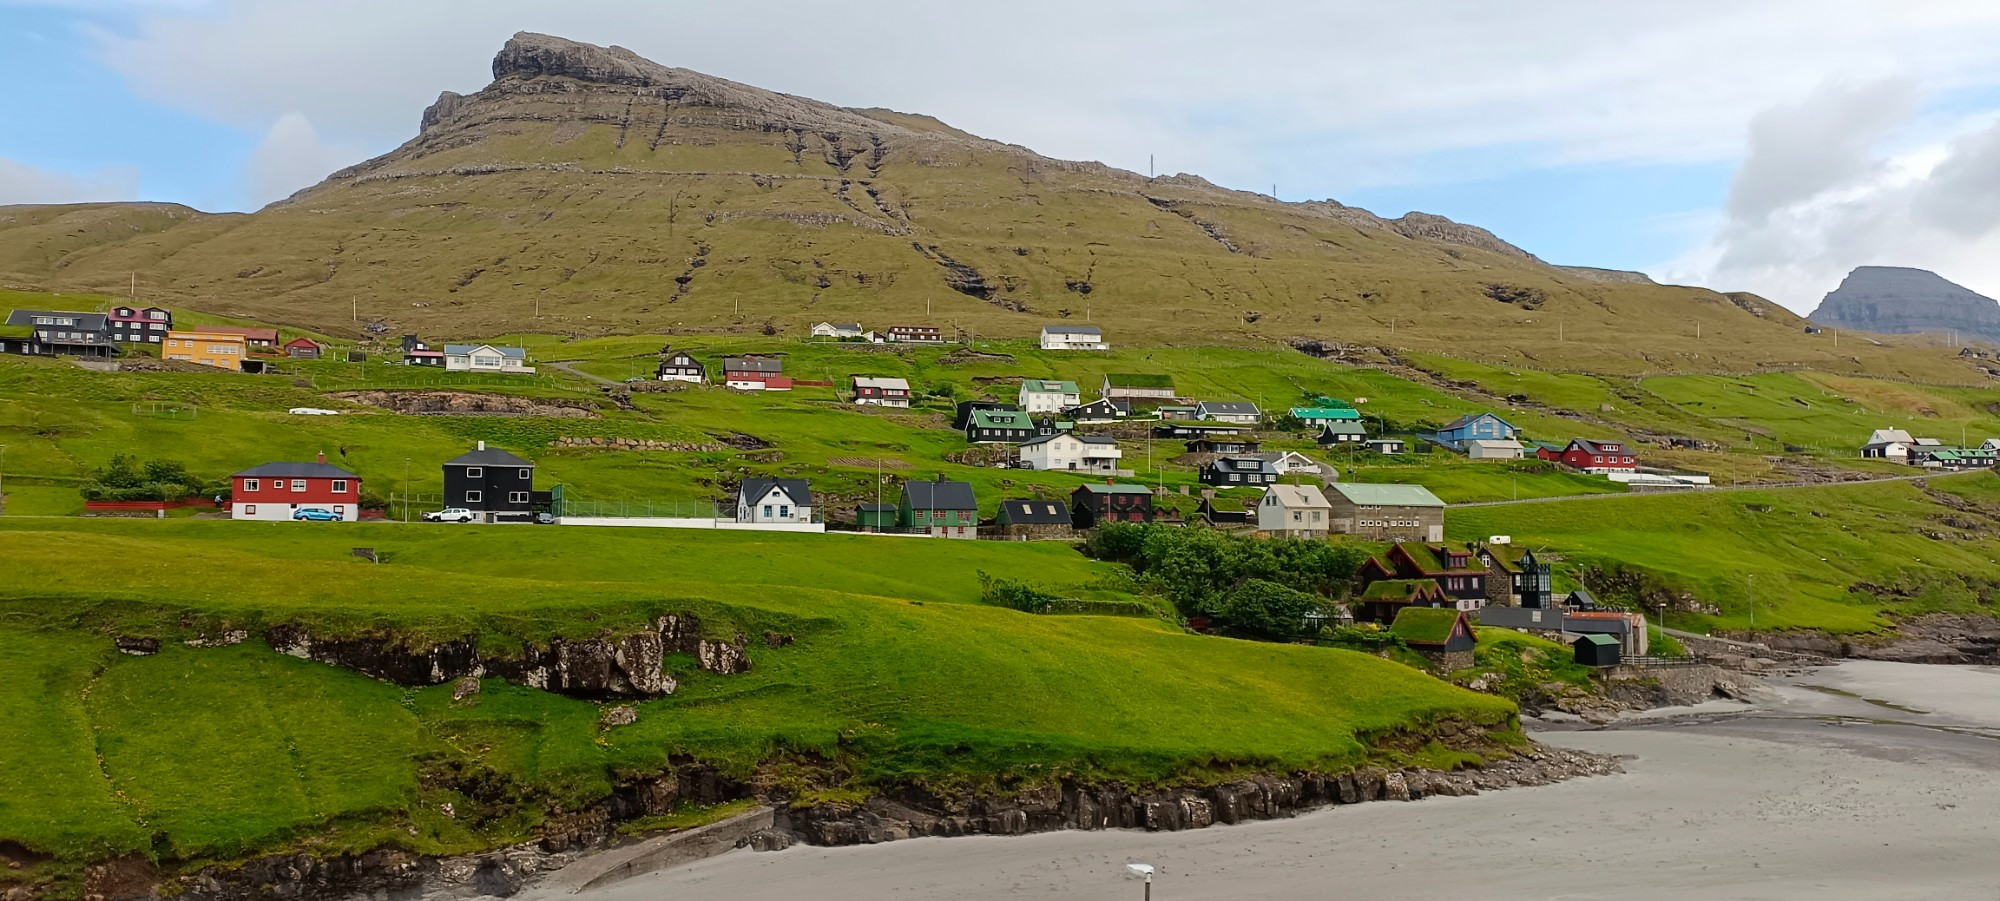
(558, 517, 826, 533)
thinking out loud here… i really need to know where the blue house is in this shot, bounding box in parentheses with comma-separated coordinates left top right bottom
(1435, 412, 1519, 449)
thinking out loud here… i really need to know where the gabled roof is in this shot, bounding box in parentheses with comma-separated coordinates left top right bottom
(8, 310, 109, 330)
(1208, 456, 1279, 475)
(1041, 324, 1102, 335)
(1265, 484, 1331, 509)
(284, 337, 321, 348)
(1020, 379, 1080, 394)
(970, 408, 1035, 429)
(1292, 406, 1362, 420)
(1390, 607, 1470, 647)
(1074, 482, 1153, 496)
(1068, 398, 1131, 414)
(1465, 438, 1524, 450)
(999, 499, 1072, 524)
(1441, 412, 1514, 432)
(1360, 579, 1445, 602)
(741, 477, 812, 507)
(1867, 428, 1916, 445)
(1326, 483, 1445, 507)
(1577, 634, 1621, 647)
(445, 446, 533, 467)
(815, 322, 863, 331)
(853, 376, 911, 391)
(1105, 373, 1174, 389)
(233, 461, 359, 480)
(1197, 401, 1260, 415)
(723, 356, 784, 373)
(1317, 420, 1368, 435)
(443, 343, 527, 358)
(904, 479, 977, 510)
(1022, 431, 1119, 448)
(1570, 438, 1629, 454)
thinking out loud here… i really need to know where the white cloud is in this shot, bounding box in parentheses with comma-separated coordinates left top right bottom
(0, 157, 140, 205)
(244, 112, 364, 207)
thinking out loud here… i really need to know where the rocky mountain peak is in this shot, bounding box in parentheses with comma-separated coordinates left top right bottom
(493, 32, 661, 87)
(1809, 266, 2000, 341)
(1389, 212, 1537, 261)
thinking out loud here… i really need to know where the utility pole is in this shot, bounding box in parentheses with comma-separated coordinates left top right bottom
(129, 272, 136, 301)
(1747, 574, 1756, 629)
(1149, 154, 1154, 178)
(403, 457, 411, 523)
(875, 457, 882, 533)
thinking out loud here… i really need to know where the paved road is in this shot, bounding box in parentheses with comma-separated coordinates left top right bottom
(1451, 467, 1979, 508)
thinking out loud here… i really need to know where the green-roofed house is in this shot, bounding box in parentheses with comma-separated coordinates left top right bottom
(1356, 579, 1451, 623)
(1018, 379, 1082, 413)
(1390, 607, 1478, 671)
(1291, 405, 1362, 424)
(1102, 373, 1177, 402)
(966, 408, 1038, 444)
(1326, 483, 1447, 542)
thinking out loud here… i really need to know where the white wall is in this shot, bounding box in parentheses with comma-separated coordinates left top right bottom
(233, 503, 357, 522)
(559, 518, 826, 532)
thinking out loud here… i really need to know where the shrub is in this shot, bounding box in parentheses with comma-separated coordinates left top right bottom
(1221, 580, 1324, 641)
(977, 572, 1061, 614)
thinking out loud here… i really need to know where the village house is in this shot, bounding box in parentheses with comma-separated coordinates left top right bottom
(1913, 446, 1999, 470)
(1186, 433, 1261, 455)
(1, 310, 116, 358)
(1155, 421, 1246, 441)
(1290, 402, 1362, 426)
(444, 344, 534, 374)
(900, 477, 979, 538)
(1201, 455, 1280, 487)
(1354, 579, 1452, 624)
(1315, 421, 1368, 445)
(722, 355, 793, 390)
(1433, 412, 1519, 449)
(1258, 484, 1333, 538)
(1070, 482, 1154, 528)
(1362, 438, 1408, 455)
(1020, 431, 1123, 472)
(402, 336, 444, 367)
(995, 499, 1074, 539)
(1539, 438, 1637, 473)
(1018, 379, 1081, 413)
(953, 400, 1015, 430)
(1326, 483, 1446, 542)
(284, 337, 323, 360)
(444, 442, 539, 523)
(1361, 543, 1489, 609)
(164, 329, 249, 371)
(656, 349, 705, 383)
(1465, 438, 1525, 460)
(967, 408, 1038, 444)
(1472, 542, 1555, 608)
(107, 306, 172, 344)
(1195, 401, 1262, 425)
(1860, 428, 1918, 461)
(1390, 608, 1478, 671)
(1102, 373, 1177, 402)
(736, 478, 814, 525)
(1039, 324, 1109, 351)
(811, 322, 865, 340)
(1255, 450, 1325, 477)
(1198, 493, 1252, 526)
(1156, 405, 1199, 421)
(207, 326, 279, 351)
(887, 325, 944, 344)
(1065, 398, 1131, 423)
(852, 376, 913, 408)
(231, 454, 361, 522)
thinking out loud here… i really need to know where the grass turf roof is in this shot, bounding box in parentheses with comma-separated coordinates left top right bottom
(1390, 607, 1465, 645)
(1106, 373, 1175, 389)
(1360, 579, 1442, 600)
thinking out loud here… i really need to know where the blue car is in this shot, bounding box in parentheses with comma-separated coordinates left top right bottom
(292, 508, 341, 522)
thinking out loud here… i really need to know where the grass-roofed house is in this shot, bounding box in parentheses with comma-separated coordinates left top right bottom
(1390, 607, 1478, 671)
(1102, 373, 1176, 403)
(1354, 579, 1451, 625)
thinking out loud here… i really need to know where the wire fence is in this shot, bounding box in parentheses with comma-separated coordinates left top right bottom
(557, 497, 729, 520)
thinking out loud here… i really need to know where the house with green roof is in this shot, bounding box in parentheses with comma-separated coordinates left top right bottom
(1355, 579, 1451, 623)
(1101, 373, 1177, 402)
(1389, 607, 1477, 671)
(965, 408, 1037, 444)
(1325, 483, 1447, 542)
(1291, 405, 1362, 424)
(1018, 379, 1081, 413)
(1359, 542, 1488, 608)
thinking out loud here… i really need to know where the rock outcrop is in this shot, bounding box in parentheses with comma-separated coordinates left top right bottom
(330, 390, 601, 418)
(1809, 266, 2000, 341)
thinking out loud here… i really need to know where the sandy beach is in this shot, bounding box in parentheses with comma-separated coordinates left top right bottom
(530, 662, 2000, 901)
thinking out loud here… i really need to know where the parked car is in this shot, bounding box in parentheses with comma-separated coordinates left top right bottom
(292, 508, 341, 522)
(423, 507, 478, 523)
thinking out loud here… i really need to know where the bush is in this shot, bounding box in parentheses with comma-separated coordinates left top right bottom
(80, 455, 210, 503)
(977, 572, 1061, 614)
(1221, 580, 1324, 641)
(1082, 523, 1366, 617)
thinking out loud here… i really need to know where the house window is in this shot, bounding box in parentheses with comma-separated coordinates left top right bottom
(466, 467, 483, 478)
(779, 505, 791, 518)
(333, 506, 345, 515)
(509, 492, 529, 504)
(465, 490, 483, 503)
(519, 468, 531, 480)
(245, 479, 259, 492)
(763, 505, 773, 517)
(331, 480, 348, 493)
(244, 505, 256, 515)
(291, 480, 307, 492)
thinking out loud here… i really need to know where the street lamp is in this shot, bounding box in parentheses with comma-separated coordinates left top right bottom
(1126, 863, 1155, 900)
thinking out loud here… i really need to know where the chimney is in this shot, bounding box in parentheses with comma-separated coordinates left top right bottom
(477, 440, 486, 451)
(317, 451, 326, 464)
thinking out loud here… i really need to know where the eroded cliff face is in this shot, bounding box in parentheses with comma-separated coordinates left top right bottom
(1809, 266, 2000, 341)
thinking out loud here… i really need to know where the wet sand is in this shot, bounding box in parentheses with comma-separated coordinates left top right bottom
(534, 663, 2000, 901)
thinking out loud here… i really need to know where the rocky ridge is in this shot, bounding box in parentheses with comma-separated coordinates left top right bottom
(1809, 266, 2000, 342)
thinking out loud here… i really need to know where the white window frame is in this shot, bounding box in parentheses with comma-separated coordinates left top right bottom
(508, 491, 528, 504)
(331, 480, 348, 493)
(465, 490, 483, 504)
(518, 468, 531, 479)
(466, 467, 483, 478)
(291, 480, 307, 492)
(244, 479, 259, 492)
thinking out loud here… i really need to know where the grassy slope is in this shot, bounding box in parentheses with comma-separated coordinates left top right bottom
(0, 518, 1509, 868)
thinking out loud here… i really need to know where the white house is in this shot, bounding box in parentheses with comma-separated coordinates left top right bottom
(1861, 428, 1917, 462)
(1196, 401, 1262, 425)
(1257, 450, 1326, 477)
(1040, 324, 1109, 351)
(444, 344, 534, 374)
(852, 376, 913, 408)
(737, 478, 813, 524)
(1019, 379, 1082, 413)
(1019, 431, 1123, 472)
(1258, 484, 1333, 538)
(811, 322, 865, 340)
(1465, 438, 1526, 460)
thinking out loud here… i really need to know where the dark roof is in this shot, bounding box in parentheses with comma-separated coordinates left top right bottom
(1000, 499, 1072, 524)
(1198, 401, 1260, 415)
(741, 477, 812, 507)
(859, 503, 896, 512)
(445, 446, 534, 467)
(723, 356, 784, 373)
(1069, 398, 1131, 414)
(1074, 483, 1153, 496)
(904, 479, 977, 510)
(1208, 456, 1278, 475)
(233, 461, 359, 480)
(1571, 438, 1628, 454)
(1561, 618, 1630, 636)
(8, 310, 108, 330)
(1441, 412, 1514, 432)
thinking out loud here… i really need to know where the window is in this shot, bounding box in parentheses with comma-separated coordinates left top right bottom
(519, 468, 531, 480)
(331, 480, 348, 493)
(1292, 511, 1302, 522)
(333, 506, 345, 515)
(509, 492, 528, 504)
(779, 505, 791, 518)
(465, 490, 483, 504)
(291, 480, 307, 492)
(244, 479, 259, 492)
(763, 505, 773, 517)
(466, 467, 482, 478)
(244, 505, 256, 515)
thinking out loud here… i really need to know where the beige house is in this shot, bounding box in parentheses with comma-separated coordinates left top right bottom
(1466, 439, 1525, 460)
(1326, 483, 1446, 542)
(1258, 484, 1333, 538)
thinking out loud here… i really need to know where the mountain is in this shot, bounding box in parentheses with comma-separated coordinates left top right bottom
(0, 33, 1970, 378)
(1809, 266, 2000, 343)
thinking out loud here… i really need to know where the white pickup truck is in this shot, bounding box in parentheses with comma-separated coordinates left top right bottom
(422, 508, 478, 523)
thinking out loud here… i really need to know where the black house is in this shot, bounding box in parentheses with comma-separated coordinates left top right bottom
(657, 349, 706, 383)
(444, 442, 538, 522)
(2, 310, 116, 358)
(952, 400, 1016, 431)
(1200, 455, 1279, 487)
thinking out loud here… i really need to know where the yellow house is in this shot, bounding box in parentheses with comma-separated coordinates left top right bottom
(164, 329, 249, 371)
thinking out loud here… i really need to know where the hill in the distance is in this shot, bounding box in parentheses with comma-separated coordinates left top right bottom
(0, 33, 1973, 379)
(1809, 266, 2000, 343)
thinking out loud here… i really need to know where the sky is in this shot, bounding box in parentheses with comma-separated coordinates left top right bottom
(10, 1, 2000, 312)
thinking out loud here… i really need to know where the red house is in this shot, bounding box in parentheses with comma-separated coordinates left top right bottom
(1069, 482, 1155, 528)
(722, 355, 793, 391)
(1539, 438, 1637, 473)
(284, 337, 323, 359)
(232, 454, 361, 521)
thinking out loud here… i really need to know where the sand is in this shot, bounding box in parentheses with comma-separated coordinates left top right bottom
(534, 663, 2000, 901)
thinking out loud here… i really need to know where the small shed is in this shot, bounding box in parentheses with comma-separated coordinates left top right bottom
(1574, 634, 1622, 667)
(1390, 607, 1478, 671)
(855, 503, 897, 529)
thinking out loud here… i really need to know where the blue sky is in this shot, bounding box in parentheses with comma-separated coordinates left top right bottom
(9, 0, 2000, 311)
